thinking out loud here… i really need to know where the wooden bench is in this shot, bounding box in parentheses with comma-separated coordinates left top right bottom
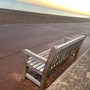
(22, 34, 86, 90)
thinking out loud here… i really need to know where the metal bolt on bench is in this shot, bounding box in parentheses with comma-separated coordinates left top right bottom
(22, 34, 86, 90)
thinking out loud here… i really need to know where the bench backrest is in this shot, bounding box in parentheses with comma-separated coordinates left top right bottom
(40, 34, 86, 90)
(48, 34, 86, 74)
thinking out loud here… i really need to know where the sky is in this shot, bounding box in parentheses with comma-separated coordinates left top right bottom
(0, 0, 90, 18)
(18, 0, 90, 16)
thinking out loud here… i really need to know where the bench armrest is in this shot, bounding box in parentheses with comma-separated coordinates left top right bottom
(23, 49, 47, 64)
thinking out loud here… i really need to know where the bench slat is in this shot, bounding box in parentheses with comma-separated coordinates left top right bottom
(33, 62, 43, 68)
(26, 73, 40, 86)
(27, 59, 45, 74)
(39, 49, 51, 56)
(27, 58, 35, 64)
(39, 49, 51, 59)
(36, 64, 45, 70)
(40, 67, 44, 72)
(30, 60, 39, 66)
(27, 64, 43, 75)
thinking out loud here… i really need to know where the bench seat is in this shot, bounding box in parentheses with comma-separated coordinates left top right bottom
(26, 49, 51, 75)
(25, 49, 51, 86)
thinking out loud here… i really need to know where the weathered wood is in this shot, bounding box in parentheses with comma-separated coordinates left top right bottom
(56, 34, 86, 52)
(26, 73, 40, 86)
(39, 49, 51, 56)
(22, 55, 29, 80)
(64, 37, 71, 42)
(36, 64, 45, 70)
(29, 60, 39, 66)
(23, 49, 47, 63)
(23, 34, 86, 90)
(40, 47, 57, 90)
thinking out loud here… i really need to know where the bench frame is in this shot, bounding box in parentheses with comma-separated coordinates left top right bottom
(23, 34, 86, 90)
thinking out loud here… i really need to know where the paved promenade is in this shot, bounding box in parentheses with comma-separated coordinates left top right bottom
(47, 49, 90, 90)
(0, 22, 90, 90)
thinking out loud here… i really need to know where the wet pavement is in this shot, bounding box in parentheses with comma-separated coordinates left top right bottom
(0, 23, 90, 90)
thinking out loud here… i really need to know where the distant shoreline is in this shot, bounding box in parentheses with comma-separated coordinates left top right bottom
(0, 8, 89, 24)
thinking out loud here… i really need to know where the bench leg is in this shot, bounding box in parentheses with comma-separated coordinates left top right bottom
(22, 55, 29, 80)
(22, 64, 27, 80)
(40, 77, 47, 90)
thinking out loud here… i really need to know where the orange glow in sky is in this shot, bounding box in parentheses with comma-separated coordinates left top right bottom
(18, 0, 90, 16)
